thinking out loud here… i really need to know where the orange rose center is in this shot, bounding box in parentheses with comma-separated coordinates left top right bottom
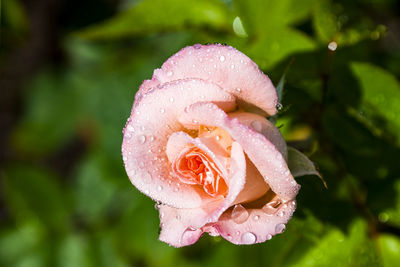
(173, 147, 228, 197)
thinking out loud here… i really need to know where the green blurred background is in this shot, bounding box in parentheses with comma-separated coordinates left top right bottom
(1, 0, 400, 266)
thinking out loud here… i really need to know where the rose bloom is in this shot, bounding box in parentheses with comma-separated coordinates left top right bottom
(122, 44, 300, 247)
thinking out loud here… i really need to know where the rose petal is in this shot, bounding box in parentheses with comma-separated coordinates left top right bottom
(158, 141, 247, 247)
(229, 111, 287, 160)
(215, 199, 297, 245)
(166, 131, 229, 184)
(122, 79, 236, 208)
(232, 157, 270, 204)
(141, 44, 278, 116)
(179, 102, 300, 201)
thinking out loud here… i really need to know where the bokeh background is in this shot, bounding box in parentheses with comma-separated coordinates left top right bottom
(1, 0, 400, 266)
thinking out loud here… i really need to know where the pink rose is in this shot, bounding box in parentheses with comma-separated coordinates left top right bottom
(122, 44, 300, 247)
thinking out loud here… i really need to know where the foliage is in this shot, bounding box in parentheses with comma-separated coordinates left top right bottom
(1, 0, 400, 266)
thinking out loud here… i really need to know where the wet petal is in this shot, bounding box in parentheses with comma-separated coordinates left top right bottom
(122, 79, 236, 209)
(179, 102, 300, 201)
(215, 199, 297, 245)
(158, 142, 247, 247)
(229, 111, 287, 160)
(141, 44, 278, 116)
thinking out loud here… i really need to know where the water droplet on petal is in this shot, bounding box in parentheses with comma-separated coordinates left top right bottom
(251, 121, 262, 132)
(216, 135, 221, 141)
(275, 223, 286, 234)
(219, 55, 225, 62)
(167, 71, 173, 76)
(143, 171, 152, 183)
(276, 103, 283, 111)
(253, 215, 260, 221)
(231, 204, 249, 224)
(236, 87, 241, 93)
(230, 64, 235, 69)
(157, 185, 163, 192)
(180, 227, 201, 245)
(138, 135, 146, 144)
(241, 232, 256, 244)
(277, 211, 284, 217)
(160, 108, 165, 114)
(266, 234, 272, 240)
(194, 44, 201, 49)
(262, 198, 282, 214)
(169, 97, 174, 102)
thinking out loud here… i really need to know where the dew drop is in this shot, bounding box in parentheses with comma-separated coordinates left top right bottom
(125, 133, 132, 139)
(167, 71, 173, 77)
(276, 102, 283, 111)
(253, 215, 260, 221)
(275, 223, 286, 234)
(169, 97, 174, 102)
(123, 156, 127, 161)
(138, 135, 146, 144)
(157, 185, 163, 192)
(277, 211, 284, 217)
(193, 44, 201, 49)
(328, 41, 337, 51)
(266, 234, 272, 240)
(241, 232, 256, 244)
(127, 125, 134, 132)
(192, 119, 198, 124)
(216, 135, 221, 141)
(160, 212, 164, 219)
(180, 228, 201, 245)
(143, 172, 152, 184)
(231, 204, 249, 224)
(262, 198, 282, 214)
(251, 121, 262, 132)
(236, 87, 241, 93)
(149, 135, 155, 142)
(219, 55, 225, 62)
(160, 108, 165, 114)
(230, 64, 235, 69)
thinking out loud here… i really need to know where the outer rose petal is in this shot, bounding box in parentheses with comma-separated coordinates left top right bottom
(158, 142, 247, 247)
(229, 112, 288, 160)
(122, 79, 236, 208)
(215, 199, 297, 245)
(179, 102, 300, 201)
(139, 44, 278, 116)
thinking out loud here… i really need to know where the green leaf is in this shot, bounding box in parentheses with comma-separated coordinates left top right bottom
(76, 0, 232, 40)
(248, 27, 315, 69)
(1, 165, 69, 230)
(312, 0, 338, 43)
(235, 0, 317, 33)
(378, 234, 400, 267)
(73, 153, 119, 225)
(350, 62, 400, 145)
(287, 147, 327, 188)
(235, 0, 316, 69)
(292, 220, 381, 267)
(57, 234, 94, 267)
(0, 221, 45, 266)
